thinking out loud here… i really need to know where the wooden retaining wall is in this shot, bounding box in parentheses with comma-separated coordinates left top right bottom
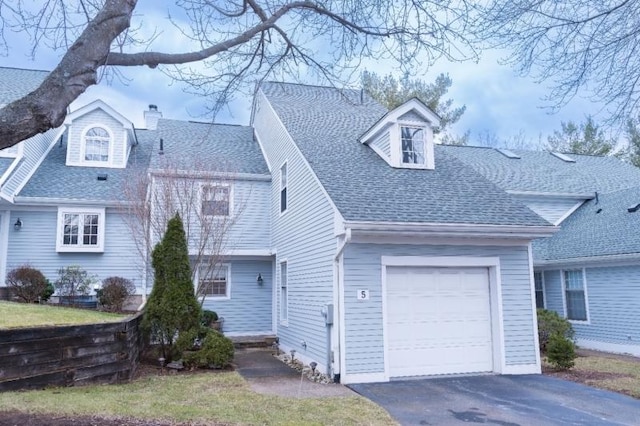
(0, 313, 143, 391)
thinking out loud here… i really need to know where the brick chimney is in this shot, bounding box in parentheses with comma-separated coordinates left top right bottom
(144, 104, 162, 130)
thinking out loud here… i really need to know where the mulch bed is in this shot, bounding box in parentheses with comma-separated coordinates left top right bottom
(0, 411, 208, 426)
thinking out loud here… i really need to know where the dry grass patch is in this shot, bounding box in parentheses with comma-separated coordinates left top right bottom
(0, 371, 396, 425)
(0, 301, 126, 329)
(544, 349, 640, 398)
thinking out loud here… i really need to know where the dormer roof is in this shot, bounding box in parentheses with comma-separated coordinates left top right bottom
(64, 99, 133, 128)
(359, 97, 441, 143)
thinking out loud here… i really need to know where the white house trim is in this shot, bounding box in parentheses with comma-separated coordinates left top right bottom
(74, 124, 117, 168)
(378, 255, 506, 381)
(0, 156, 21, 187)
(0, 210, 10, 285)
(553, 200, 585, 226)
(535, 253, 640, 268)
(359, 97, 441, 143)
(528, 244, 543, 372)
(576, 338, 640, 357)
(194, 262, 231, 300)
(506, 190, 594, 200)
(64, 99, 133, 128)
(55, 206, 106, 253)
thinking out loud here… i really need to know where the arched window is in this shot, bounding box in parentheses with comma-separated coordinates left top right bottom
(84, 127, 110, 163)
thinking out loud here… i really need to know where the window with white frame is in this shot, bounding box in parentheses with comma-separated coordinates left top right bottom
(83, 127, 111, 163)
(400, 126, 426, 165)
(201, 184, 231, 216)
(280, 162, 287, 213)
(280, 261, 288, 323)
(564, 270, 588, 321)
(534, 271, 545, 309)
(56, 208, 105, 252)
(197, 264, 230, 298)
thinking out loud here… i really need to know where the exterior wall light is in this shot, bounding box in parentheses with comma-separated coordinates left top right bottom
(257, 273, 264, 285)
(14, 218, 22, 231)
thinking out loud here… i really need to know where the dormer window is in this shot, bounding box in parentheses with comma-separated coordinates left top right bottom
(83, 126, 111, 164)
(401, 126, 426, 165)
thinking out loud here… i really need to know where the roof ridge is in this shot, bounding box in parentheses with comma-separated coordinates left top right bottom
(0, 65, 50, 74)
(157, 117, 251, 129)
(262, 80, 360, 93)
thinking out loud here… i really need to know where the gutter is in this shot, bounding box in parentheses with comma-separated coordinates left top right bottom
(344, 221, 558, 239)
(12, 196, 127, 207)
(535, 253, 640, 268)
(507, 190, 595, 200)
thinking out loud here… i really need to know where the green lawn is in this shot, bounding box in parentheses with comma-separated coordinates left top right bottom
(0, 301, 127, 329)
(0, 371, 396, 425)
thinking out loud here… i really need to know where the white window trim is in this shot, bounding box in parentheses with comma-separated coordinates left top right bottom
(56, 207, 105, 253)
(200, 182, 233, 218)
(534, 271, 546, 309)
(195, 262, 231, 300)
(80, 124, 114, 167)
(279, 259, 288, 326)
(279, 161, 288, 216)
(561, 268, 590, 324)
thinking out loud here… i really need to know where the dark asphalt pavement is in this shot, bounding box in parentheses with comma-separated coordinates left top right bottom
(349, 374, 640, 425)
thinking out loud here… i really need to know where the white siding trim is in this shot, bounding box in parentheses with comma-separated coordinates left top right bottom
(55, 207, 106, 253)
(225, 330, 275, 337)
(252, 130, 272, 172)
(553, 200, 585, 225)
(502, 363, 541, 374)
(528, 244, 543, 372)
(380, 255, 506, 379)
(279, 258, 288, 326)
(0, 210, 10, 285)
(576, 338, 640, 357)
(338, 252, 346, 380)
(0, 156, 21, 187)
(341, 372, 386, 385)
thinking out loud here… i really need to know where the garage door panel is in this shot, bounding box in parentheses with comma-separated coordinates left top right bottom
(386, 266, 493, 377)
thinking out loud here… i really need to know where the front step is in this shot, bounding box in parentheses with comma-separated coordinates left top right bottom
(230, 334, 277, 349)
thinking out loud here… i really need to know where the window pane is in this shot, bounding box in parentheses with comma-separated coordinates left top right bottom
(82, 214, 99, 246)
(198, 265, 228, 297)
(401, 126, 425, 165)
(280, 164, 287, 212)
(202, 185, 230, 216)
(63, 214, 79, 245)
(564, 270, 587, 320)
(534, 272, 544, 309)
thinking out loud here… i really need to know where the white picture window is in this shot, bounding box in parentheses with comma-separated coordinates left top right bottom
(280, 261, 288, 323)
(280, 162, 288, 213)
(534, 271, 545, 309)
(202, 184, 230, 216)
(197, 264, 230, 299)
(84, 127, 111, 163)
(563, 270, 588, 321)
(56, 208, 105, 252)
(400, 126, 425, 165)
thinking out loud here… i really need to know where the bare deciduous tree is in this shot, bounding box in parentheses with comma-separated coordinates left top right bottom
(0, 0, 479, 150)
(478, 1, 640, 121)
(121, 158, 246, 304)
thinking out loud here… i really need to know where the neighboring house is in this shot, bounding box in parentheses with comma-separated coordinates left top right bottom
(2, 65, 635, 384)
(442, 146, 640, 356)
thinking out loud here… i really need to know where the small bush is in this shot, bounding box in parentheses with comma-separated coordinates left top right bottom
(201, 309, 218, 326)
(537, 308, 574, 352)
(546, 333, 576, 370)
(6, 265, 50, 303)
(183, 329, 234, 369)
(98, 276, 136, 312)
(55, 266, 96, 301)
(41, 280, 55, 302)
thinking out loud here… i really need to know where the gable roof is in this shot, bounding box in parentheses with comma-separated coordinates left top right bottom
(0, 67, 48, 105)
(260, 82, 550, 227)
(64, 99, 133, 128)
(149, 119, 269, 176)
(441, 145, 640, 195)
(17, 130, 154, 203)
(534, 186, 640, 262)
(359, 97, 441, 143)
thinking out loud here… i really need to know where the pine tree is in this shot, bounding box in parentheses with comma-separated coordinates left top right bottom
(142, 213, 201, 359)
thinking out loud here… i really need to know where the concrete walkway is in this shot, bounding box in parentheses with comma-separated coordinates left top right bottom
(234, 347, 355, 399)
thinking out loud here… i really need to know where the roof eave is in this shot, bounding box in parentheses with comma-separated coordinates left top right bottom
(12, 196, 125, 207)
(343, 220, 558, 240)
(535, 252, 640, 268)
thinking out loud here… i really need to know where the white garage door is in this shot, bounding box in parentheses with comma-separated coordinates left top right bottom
(386, 266, 493, 377)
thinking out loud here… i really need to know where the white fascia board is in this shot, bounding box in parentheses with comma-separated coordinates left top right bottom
(359, 98, 441, 144)
(507, 190, 595, 200)
(149, 168, 271, 182)
(344, 220, 558, 239)
(534, 253, 640, 268)
(65, 99, 133, 128)
(0, 156, 22, 187)
(12, 196, 124, 207)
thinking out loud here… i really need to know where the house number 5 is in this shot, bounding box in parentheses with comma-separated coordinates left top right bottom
(357, 289, 369, 300)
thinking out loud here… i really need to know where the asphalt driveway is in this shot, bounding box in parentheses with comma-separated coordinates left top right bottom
(349, 375, 640, 425)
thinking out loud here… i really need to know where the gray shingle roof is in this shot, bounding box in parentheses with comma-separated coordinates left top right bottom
(260, 82, 550, 227)
(0, 157, 14, 179)
(0, 67, 48, 105)
(441, 145, 640, 195)
(533, 186, 640, 261)
(19, 130, 154, 202)
(149, 119, 268, 175)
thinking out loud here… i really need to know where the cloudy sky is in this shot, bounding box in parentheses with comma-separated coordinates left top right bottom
(0, 2, 604, 147)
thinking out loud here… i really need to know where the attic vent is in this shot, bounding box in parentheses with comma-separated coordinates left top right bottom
(97, 174, 108, 181)
(550, 152, 576, 163)
(627, 203, 640, 213)
(496, 148, 520, 159)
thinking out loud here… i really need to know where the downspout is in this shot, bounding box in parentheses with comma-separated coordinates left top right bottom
(332, 228, 351, 382)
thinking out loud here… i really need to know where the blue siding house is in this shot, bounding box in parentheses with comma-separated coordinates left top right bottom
(2, 66, 638, 384)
